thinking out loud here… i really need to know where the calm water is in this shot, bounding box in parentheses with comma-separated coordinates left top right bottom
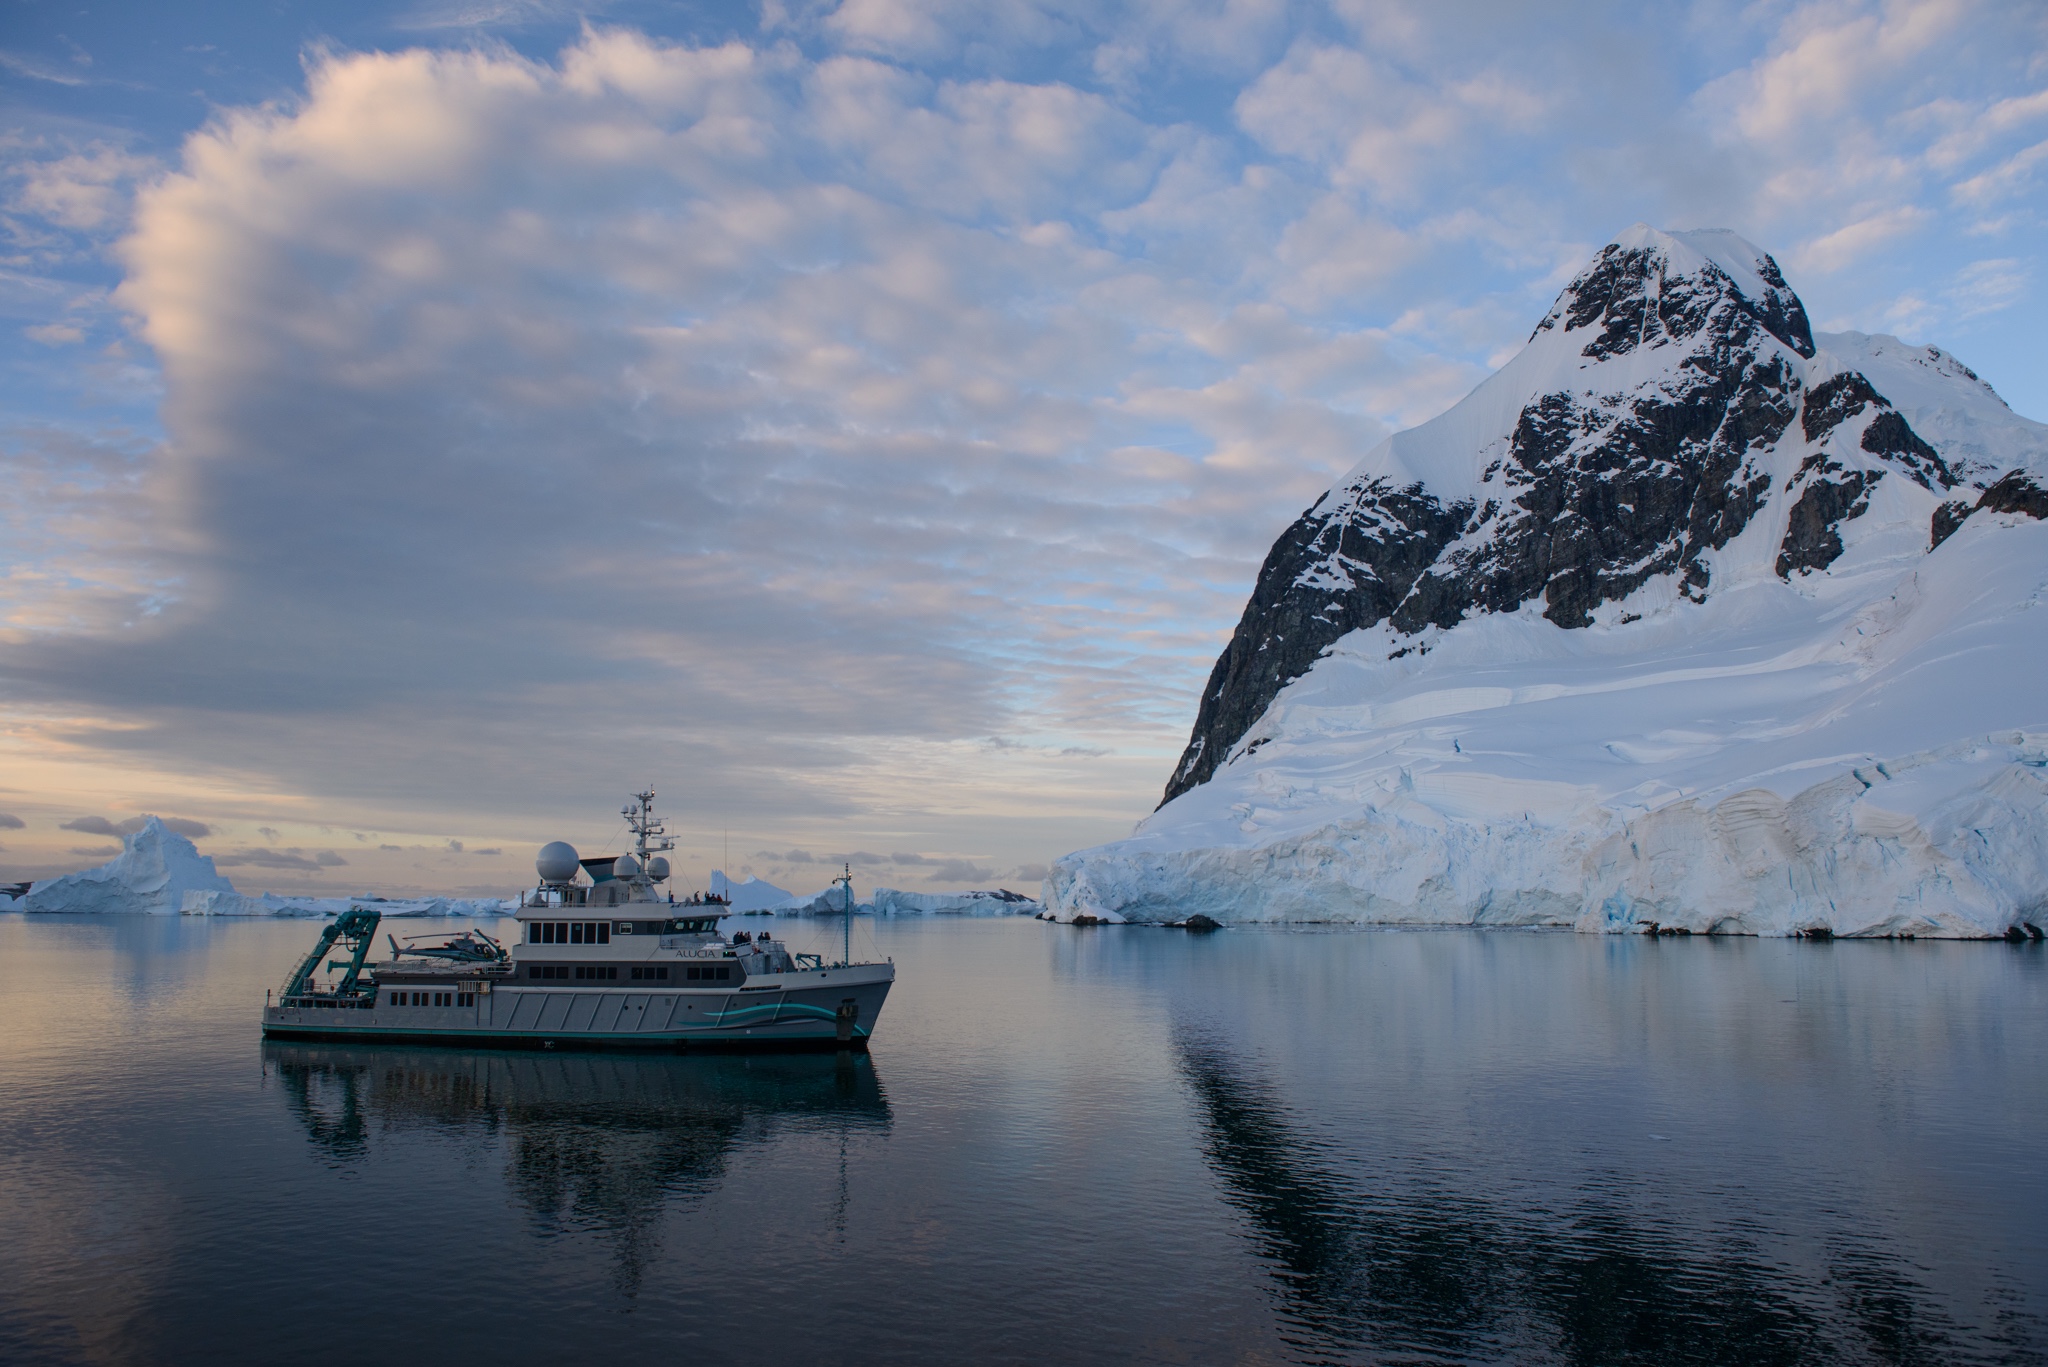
(2, 915, 2045, 1366)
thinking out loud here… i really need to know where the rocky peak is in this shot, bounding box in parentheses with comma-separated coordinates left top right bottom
(1531, 225, 1815, 362)
(1161, 228, 2020, 808)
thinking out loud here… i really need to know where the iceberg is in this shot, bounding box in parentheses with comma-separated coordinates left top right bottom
(178, 890, 516, 918)
(758, 886, 1042, 916)
(870, 887, 1042, 916)
(21, 817, 237, 915)
(14, 816, 512, 918)
(710, 870, 793, 912)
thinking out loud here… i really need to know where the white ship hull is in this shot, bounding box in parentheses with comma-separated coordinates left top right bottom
(262, 962, 894, 1052)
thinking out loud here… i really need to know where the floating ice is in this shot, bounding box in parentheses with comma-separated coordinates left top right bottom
(21, 817, 237, 915)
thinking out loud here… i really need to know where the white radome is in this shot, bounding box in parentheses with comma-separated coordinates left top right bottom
(647, 856, 670, 881)
(535, 841, 579, 884)
(613, 853, 641, 878)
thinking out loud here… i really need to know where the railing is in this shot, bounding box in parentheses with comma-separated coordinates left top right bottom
(276, 995, 376, 1009)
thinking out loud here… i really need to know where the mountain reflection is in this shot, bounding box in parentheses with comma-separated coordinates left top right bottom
(1174, 1030, 1988, 1365)
(265, 1045, 889, 1292)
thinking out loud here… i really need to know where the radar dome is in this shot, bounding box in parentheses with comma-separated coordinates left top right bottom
(647, 856, 670, 881)
(614, 853, 641, 878)
(536, 841, 579, 884)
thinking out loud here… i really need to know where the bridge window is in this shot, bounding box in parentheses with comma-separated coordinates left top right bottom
(630, 966, 669, 980)
(573, 966, 618, 980)
(684, 964, 733, 982)
(528, 965, 569, 980)
(527, 921, 613, 945)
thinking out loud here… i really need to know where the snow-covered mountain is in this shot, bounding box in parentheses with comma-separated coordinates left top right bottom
(1050, 226, 2048, 938)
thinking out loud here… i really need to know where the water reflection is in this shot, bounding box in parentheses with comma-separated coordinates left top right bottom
(265, 1045, 890, 1292)
(1174, 1028, 2013, 1365)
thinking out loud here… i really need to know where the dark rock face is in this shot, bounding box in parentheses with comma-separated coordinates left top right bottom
(1165, 482, 1469, 799)
(1980, 470, 2048, 518)
(1777, 468, 1877, 577)
(1800, 372, 1952, 490)
(1532, 241, 1815, 361)
(1162, 238, 1967, 809)
(1442, 350, 1791, 630)
(1930, 470, 2048, 548)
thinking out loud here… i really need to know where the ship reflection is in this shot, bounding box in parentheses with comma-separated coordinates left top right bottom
(1174, 1029, 1976, 1365)
(265, 1044, 890, 1292)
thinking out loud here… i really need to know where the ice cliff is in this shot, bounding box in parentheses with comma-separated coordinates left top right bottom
(1050, 226, 2048, 938)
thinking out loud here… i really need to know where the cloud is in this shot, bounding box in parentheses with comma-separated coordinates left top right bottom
(60, 813, 211, 838)
(0, 50, 90, 86)
(8, 32, 1353, 851)
(59, 815, 120, 835)
(1953, 137, 2048, 206)
(13, 143, 158, 232)
(4, 12, 2047, 897)
(394, 0, 605, 30)
(472, 847, 502, 855)
(1790, 205, 1932, 274)
(0, 813, 25, 829)
(1949, 257, 2029, 320)
(68, 845, 120, 857)
(212, 848, 347, 869)
(923, 857, 995, 883)
(445, 840, 464, 853)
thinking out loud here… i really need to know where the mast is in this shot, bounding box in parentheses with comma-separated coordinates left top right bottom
(623, 788, 674, 866)
(837, 862, 854, 966)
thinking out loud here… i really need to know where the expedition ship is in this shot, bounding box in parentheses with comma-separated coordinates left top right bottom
(259, 791, 894, 1051)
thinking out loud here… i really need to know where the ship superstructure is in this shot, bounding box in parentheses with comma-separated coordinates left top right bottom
(260, 792, 893, 1051)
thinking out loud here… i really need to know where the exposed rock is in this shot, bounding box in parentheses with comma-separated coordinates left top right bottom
(1928, 469, 2048, 547)
(1776, 466, 1877, 577)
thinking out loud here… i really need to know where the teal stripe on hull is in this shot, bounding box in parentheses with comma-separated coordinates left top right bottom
(260, 1020, 873, 1053)
(261, 1021, 869, 1041)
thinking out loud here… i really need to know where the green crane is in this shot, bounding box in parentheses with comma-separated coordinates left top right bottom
(279, 907, 383, 1002)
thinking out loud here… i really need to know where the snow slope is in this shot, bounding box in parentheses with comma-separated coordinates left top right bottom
(1051, 227, 2048, 938)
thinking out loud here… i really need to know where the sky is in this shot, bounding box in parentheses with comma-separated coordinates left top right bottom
(2, 0, 2044, 899)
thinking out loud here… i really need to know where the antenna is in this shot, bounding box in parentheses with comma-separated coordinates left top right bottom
(839, 861, 853, 967)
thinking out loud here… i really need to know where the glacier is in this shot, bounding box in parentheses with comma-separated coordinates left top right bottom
(1050, 226, 2048, 939)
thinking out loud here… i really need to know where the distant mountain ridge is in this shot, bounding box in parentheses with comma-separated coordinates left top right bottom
(1052, 226, 2048, 938)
